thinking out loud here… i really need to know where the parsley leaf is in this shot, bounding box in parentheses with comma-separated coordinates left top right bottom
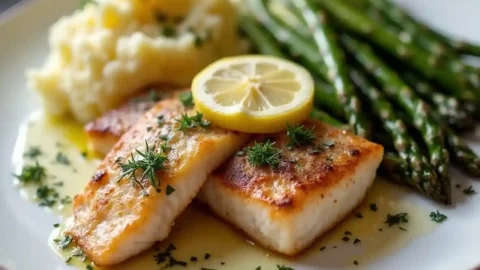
(463, 186, 476, 195)
(176, 112, 210, 132)
(385, 213, 408, 226)
(429, 210, 447, 223)
(56, 152, 70, 165)
(24, 146, 42, 159)
(179, 92, 194, 107)
(13, 162, 46, 184)
(277, 265, 294, 270)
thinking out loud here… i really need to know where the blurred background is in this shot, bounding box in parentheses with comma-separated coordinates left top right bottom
(0, 0, 18, 12)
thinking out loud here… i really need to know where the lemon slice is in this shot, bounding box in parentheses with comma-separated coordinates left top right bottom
(192, 55, 314, 133)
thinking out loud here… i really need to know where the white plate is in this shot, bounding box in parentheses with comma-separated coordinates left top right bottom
(0, 0, 479, 269)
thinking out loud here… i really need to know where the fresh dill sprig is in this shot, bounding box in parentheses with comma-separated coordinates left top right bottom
(286, 123, 316, 148)
(429, 210, 447, 223)
(385, 213, 408, 226)
(176, 112, 210, 132)
(116, 141, 168, 196)
(178, 91, 194, 107)
(36, 185, 59, 207)
(13, 162, 46, 184)
(246, 140, 282, 169)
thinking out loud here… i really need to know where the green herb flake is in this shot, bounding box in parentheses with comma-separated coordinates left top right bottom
(166, 185, 175, 196)
(37, 185, 59, 207)
(61, 196, 73, 205)
(385, 213, 408, 226)
(354, 238, 361, 244)
(286, 123, 316, 148)
(355, 212, 364, 218)
(116, 141, 168, 196)
(86, 265, 94, 270)
(176, 112, 210, 132)
(246, 140, 282, 169)
(53, 223, 60, 228)
(81, 151, 88, 158)
(319, 246, 326, 251)
(353, 260, 359, 266)
(344, 231, 352, 235)
(162, 26, 176, 38)
(58, 235, 73, 250)
(369, 203, 378, 212)
(204, 253, 211, 260)
(56, 152, 71, 165)
(342, 236, 350, 242)
(255, 267, 262, 270)
(429, 210, 447, 223)
(463, 185, 476, 195)
(154, 243, 187, 267)
(65, 256, 72, 263)
(190, 256, 198, 262)
(13, 162, 46, 184)
(24, 146, 42, 159)
(277, 265, 294, 270)
(178, 91, 194, 107)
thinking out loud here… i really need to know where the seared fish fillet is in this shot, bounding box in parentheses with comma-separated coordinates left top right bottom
(199, 120, 384, 255)
(66, 99, 250, 266)
(85, 88, 186, 155)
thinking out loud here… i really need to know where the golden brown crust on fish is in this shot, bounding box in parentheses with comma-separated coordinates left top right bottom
(67, 98, 250, 266)
(200, 119, 383, 255)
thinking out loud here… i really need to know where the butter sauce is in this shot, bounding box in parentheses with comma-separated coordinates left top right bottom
(14, 112, 436, 269)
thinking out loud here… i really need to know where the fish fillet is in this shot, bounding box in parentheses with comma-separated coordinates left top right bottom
(66, 98, 250, 266)
(199, 120, 384, 255)
(85, 88, 187, 155)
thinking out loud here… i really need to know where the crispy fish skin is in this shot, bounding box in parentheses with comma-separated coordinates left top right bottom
(85, 89, 186, 155)
(198, 119, 384, 255)
(66, 99, 250, 266)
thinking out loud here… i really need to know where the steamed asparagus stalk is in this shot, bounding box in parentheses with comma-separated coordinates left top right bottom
(291, 0, 369, 137)
(315, 0, 478, 108)
(363, 0, 480, 58)
(355, 0, 480, 89)
(350, 67, 439, 198)
(400, 71, 474, 129)
(247, 0, 370, 138)
(341, 35, 451, 204)
(310, 108, 348, 129)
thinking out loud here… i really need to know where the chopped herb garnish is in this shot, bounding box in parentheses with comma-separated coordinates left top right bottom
(194, 35, 204, 48)
(385, 213, 408, 226)
(179, 92, 194, 107)
(162, 26, 176, 38)
(53, 181, 64, 187)
(61, 196, 73, 205)
(13, 162, 46, 184)
(353, 260, 359, 266)
(255, 267, 262, 270)
(246, 140, 282, 169)
(53, 223, 60, 228)
(154, 243, 187, 268)
(342, 236, 350, 242)
(319, 246, 326, 251)
(463, 185, 476, 195)
(86, 265, 93, 270)
(160, 141, 171, 153)
(344, 231, 352, 235)
(204, 253, 211, 260)
(354, 238, 361, 244)
(355, 212, 364, 218)
(286, 123, 316, 148)
(116, 141, 168, 196)
(79, 0, 95, 9)
(221, 262, 225, 265)
(378, 228, 383, 232)
(24, 146, 42, 159)
(370, 203, 378, 212)
(176, 112, 210, 132)
(190, 257, 198, 262)
(65, 256, 72, 263)
(58, 235, 73, 250)
(399, 227, 407, 231)
(81, 151, 88, 158)
(333, 246, 337, 248)
(166, 185, 175, 196)
(430, 210, 447, 223)
(37, 185, 59, 207)
(56, 152, 70, 165)
(277, 265, 294, 270)
(455, 184, 461, 189)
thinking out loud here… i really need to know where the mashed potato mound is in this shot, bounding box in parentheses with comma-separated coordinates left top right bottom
(28, 0, 245, 122)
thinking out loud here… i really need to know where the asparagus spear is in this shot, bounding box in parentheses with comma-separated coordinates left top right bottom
(310, 108, 348, 129)
(314, 80, 345, 118)
(350, 67, 439, 197)
(239, 15, 284, 57)
(356, 0, 480, 89)
(400, 71, 474, 129)
(247, 0, 370, 138)
(315, 0, 478, 107)
(341, 35, 451, 204)
(364, 0, 480, 58)
(291, 0, 369, 138)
